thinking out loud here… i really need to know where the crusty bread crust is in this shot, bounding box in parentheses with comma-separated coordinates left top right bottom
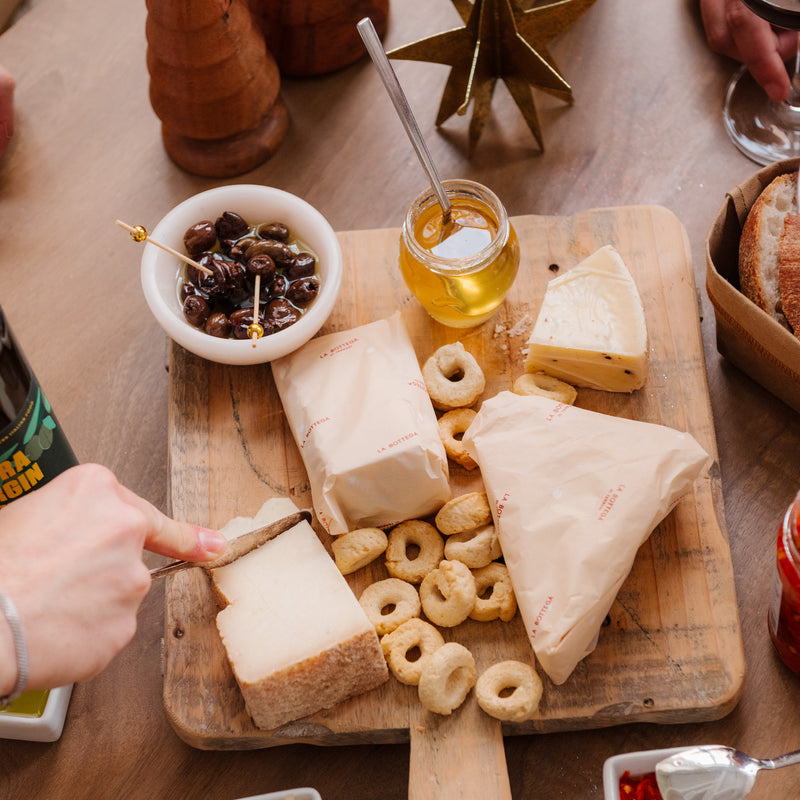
(235, 629, 389, 731)
(779, 213, 800, 336)
(739, 172, 797, 329)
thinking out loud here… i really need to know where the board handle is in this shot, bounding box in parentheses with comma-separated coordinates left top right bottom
(408, 699, 512, 799)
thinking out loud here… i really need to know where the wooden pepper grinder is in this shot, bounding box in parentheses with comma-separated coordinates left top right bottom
(248, 0, 389, 77)
(145, 0, 288, 177)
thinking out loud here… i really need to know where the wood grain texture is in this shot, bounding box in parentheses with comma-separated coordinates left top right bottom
(3, 0, 800, 797)
(164, 207, 744, 786)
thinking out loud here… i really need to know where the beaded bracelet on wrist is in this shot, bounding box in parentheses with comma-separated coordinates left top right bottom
(0, 588, 28, 709)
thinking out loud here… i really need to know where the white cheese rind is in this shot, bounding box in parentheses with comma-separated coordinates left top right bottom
(212, 499, 388, 730)
(524, 246, 648, 392)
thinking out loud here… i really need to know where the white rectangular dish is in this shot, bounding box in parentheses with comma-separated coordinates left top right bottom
(235, 790, 321, 800)
(0, 684, 73, 742)
(603, 747, 688, 799)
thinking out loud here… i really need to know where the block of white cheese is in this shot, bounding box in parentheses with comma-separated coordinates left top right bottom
(525, 246, 648, 392)
(211, 498, 388, 730)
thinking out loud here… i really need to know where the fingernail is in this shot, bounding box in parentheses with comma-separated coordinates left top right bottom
(198, 528, 227, 555)
(765, 81, 789, 103)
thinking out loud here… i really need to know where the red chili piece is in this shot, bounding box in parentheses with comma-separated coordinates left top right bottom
(619, 770, 663, 800)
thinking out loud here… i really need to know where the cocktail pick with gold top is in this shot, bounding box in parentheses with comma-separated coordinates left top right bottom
(248, 273, 264, 347)
(387, 0, 598, 154)
(115, 219, 214, 276)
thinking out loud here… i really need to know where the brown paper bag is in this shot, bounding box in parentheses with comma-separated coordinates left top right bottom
(272, 313, 451, 534)
(463, 392, 710, 685)
(706, 157, 800, 412)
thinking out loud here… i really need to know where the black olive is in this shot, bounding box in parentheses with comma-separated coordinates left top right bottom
(230, 307, 260, 339)
(215, 211, 249, 241)
(246, 253, 276, 280)
(246, 239, 294, 268)
(183, 295, 211, 327)
(194, 254, 229, 297)
(286, 277, 319, 307)
(204, 311, 231, 338)
(222, 259, 249, 304)
(270, 275, 288, 297)
(285, 252, 316, 281)
(184, 221, 217, 256)
(178, 281, 196, 303)
(257, 222, 289, 242)
(229, 235, 260, 260)
(264, 298, 300, 330)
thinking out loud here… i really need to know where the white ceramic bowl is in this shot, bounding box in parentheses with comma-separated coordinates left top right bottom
(603, 746, 689, 799)
(140, 185, 343, 365)
(234, 790, 321, 800)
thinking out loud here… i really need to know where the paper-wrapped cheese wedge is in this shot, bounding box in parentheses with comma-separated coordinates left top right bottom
(212, 498, 388, 730)
(272, 313, 451, 534)
(462, 392, 710, 685)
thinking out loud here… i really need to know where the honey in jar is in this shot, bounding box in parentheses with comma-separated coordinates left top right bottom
(399, 180, 520, 328)
(768, 491, 800, 672)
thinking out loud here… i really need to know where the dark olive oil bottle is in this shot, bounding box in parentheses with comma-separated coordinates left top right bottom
(0, 305, 78, 718)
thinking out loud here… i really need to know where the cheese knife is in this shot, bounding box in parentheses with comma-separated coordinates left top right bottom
(149, 509, 312, 579)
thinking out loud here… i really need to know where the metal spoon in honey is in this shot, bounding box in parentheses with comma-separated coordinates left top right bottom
(357, 17, 460, 243)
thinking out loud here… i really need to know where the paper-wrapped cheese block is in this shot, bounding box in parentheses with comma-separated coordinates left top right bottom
(272, 313, 451, 534)
(462, 392, 710, 685)
(211, 498, 388, 730)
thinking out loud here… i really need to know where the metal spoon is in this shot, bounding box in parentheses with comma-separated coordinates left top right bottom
(655, 744, 800, 800)
(356, 17, 458, 241)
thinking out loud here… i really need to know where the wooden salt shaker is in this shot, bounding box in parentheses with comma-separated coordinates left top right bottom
(145, 0, 288, 177)
(248, 0, 389, 77)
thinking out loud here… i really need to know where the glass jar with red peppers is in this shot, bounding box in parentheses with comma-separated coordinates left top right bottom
(768, 491, 800, 672)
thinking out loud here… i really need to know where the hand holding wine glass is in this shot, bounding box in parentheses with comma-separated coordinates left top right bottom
(701, 0, 796, 101)
(715, 0, 800, 164)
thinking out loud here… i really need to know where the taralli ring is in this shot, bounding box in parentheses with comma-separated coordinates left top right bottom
(422, 342, 486, 411)
(417, 642, 476, 715)
(385, 520, 444, 584)
(469, 562, 517, 622)
(513, 371, 577, 405)
(381, 617, 445, 685)
(475, 660, 543, 722)
(359, 578, 421, 636)
(444, 523, 501, 569)
(438, 408, 478, 470)
(332, 527, 388, 575)
(435, 491, 492, 536)
(419, 559, 476, 627)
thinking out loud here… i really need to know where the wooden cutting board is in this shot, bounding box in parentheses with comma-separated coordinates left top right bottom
(163, 205, 745, 797)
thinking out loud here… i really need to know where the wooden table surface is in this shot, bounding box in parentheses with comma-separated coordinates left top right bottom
(1, 1, 799, 798)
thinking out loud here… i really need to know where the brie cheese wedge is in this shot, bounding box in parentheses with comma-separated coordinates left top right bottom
(524, 246, 648, 392)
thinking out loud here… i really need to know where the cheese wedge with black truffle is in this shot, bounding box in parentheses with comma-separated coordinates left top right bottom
(524, 246, 648, 392)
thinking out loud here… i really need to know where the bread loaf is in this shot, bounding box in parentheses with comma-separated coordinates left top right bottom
(211, 498, 388, 730)
(738, 171, 799, 332)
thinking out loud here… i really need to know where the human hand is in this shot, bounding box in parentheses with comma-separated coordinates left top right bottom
(0, 64, 14, 160)
(0, 463, 226, 696)
(701, 0, 797, 102)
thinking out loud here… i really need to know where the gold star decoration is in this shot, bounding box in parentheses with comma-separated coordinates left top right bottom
(388, 0, 598, 153)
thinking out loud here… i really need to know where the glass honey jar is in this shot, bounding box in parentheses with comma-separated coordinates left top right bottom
(399, 180, 520, 328)
(768, 491, 800, 673)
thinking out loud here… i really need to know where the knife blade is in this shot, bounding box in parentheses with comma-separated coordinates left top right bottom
(149, 509, 312, 579)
